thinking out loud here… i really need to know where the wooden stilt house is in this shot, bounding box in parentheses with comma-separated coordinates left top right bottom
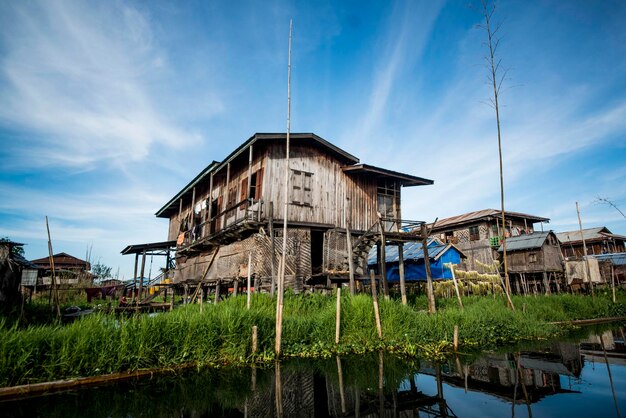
(496, 231, 565, 294)
(155, 133, 433, 294)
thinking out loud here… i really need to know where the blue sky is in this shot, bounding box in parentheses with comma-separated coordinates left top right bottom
(1, 0, 625, 279)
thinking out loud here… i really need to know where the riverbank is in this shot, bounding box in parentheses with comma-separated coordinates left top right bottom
(1, 292, 625, 387)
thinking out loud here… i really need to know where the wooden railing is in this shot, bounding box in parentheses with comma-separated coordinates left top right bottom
(178, 199, 265, 247)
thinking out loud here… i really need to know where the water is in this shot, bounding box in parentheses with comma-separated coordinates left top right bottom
(2, 327, 625, 417)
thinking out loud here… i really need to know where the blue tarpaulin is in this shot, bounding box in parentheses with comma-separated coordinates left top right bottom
(367, 239, 465, 282)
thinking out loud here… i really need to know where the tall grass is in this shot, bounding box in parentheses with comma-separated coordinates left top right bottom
(1, 291, 625, 386)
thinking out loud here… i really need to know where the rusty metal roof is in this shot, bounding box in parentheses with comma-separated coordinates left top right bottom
(430, 209, 549, 231)
(497, 231, 553, 252)
(556, 227, 626, 244)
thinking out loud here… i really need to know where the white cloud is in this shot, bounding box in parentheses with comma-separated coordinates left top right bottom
(0, 1, 205, 170)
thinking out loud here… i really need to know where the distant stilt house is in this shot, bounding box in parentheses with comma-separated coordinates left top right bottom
(496, 231, 564, 293)
(556, 227, 626, 258)
(429, 209, 550, 273)
(155, 133, 433, 293)
(367, 239, 466, 282)
(31, 252, 93, 287)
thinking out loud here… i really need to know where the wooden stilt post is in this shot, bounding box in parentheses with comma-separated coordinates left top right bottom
(335, 287, 341, 344)
(378, 218, 390, 300)
(269, 202, 276, 296)
(215, 281, 220, 304)
(398, 243, 407, 305)
(454, 324, 459, 351)
(132, 253, 139, 304)
(421, 223, 436, 314)
(370, 270, 383, 339)
(247, 253, 252, 310)
(138, 249, 146, 304)
(611, 264, 616, 303)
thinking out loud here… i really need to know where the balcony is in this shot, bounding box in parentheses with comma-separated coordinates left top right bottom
(177, 199, 266, 253)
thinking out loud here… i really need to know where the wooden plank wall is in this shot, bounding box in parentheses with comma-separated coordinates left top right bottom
(264, 143, 378, 231)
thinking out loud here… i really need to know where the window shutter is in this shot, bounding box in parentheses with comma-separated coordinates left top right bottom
(240, 178, 248, 201)
(255, 168, 264, 199)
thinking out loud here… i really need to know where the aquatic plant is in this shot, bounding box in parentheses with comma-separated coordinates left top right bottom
(0, 291, 624, 387)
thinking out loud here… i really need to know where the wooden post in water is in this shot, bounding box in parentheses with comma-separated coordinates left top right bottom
(251, 325, 258, 354)
(370, 270, 383, 338)
(335, 287, 341, 344)
(398, 243, 407, 305)
(275, 360, 283, 418)
(247, 252, 252, 310)
(336, 356, 347, 414)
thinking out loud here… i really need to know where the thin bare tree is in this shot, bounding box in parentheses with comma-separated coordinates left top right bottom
(594, 196, 626, 220)
(478, 0, 514, 310)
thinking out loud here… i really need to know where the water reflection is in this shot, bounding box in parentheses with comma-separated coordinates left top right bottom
(2, 327, 625, 418)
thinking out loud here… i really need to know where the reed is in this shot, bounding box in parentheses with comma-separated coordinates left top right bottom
(1, 292, 624, 386)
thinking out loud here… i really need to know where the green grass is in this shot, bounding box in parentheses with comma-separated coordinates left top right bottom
(1, 291, 625, 387)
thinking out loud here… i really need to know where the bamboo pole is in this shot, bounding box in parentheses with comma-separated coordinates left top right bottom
(370, 270, 383, 339)
(378, 218, 390, 300)
(247, 252, 252, 310)
(600, 337, 621, 418)
(45, 216, 60, 319)
(335, 287, 341, 344)
(611, 264, 617, 303)
(345, 215, 355, 295)
(269, 202, 276, 296)
(138, 250, 146, 304)
(576, 201, 595, 299)
(454, 325, 459, 351)
(445, 263, 464, 310)
(275, 19, 292, 357)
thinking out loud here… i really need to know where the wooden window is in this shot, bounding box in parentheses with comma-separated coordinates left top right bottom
(469, 226, 480, 241)
(227, 187, 237, 209)
(528, 253, 537, 263)
(240, 178, 248, 202)
(291, 169, 313, 206)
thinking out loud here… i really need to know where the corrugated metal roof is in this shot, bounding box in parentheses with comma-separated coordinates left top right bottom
(367, 239, 454, 265)
(594, 252, 626, 266)
(497, 231, 550, 252)
(430, 209, 549, 231)
(556, 227, 626, 243)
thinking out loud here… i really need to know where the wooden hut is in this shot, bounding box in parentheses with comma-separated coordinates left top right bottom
(155, 133, 433, 293)
(556, 227, 626, 258)
(496, 231, 564, 294)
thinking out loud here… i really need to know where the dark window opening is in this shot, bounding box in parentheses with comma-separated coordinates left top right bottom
(310, 230, 324, 275)
(469, 226, 480, 241)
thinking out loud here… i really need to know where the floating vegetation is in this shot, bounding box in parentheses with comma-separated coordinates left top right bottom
(1, 292, 625, 387)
